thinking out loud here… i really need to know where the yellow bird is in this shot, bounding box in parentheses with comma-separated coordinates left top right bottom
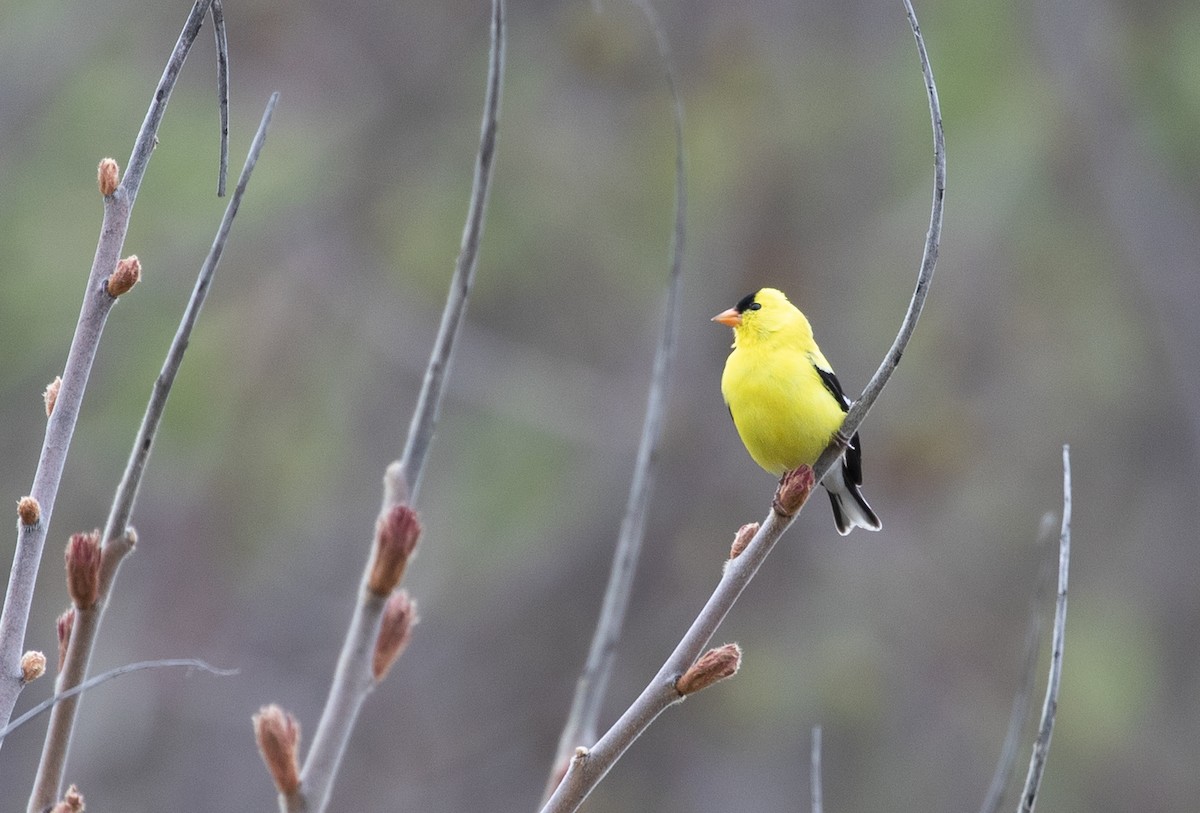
(713, 288, 880, 535)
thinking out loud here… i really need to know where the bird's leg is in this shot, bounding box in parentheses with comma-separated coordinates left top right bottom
(834, 429, 853, 451)
(772, 465, 815, 517)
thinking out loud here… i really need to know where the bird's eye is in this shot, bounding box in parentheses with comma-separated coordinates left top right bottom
(748, 302, 761, 311)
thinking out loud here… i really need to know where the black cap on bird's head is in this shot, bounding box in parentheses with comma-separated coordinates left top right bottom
(711, 291, 762, 327)
(734, 291, 760, 313)
(711, 288, 797, 328)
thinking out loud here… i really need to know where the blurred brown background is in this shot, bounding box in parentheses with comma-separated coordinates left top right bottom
(1, 0, 1198, 810)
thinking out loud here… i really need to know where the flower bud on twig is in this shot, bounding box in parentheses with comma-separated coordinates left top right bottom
(676, 643, 742, 696)
(50, 784, 85, 813)
(98, 157, 120, 197)
(106, 255, 141, 297)
(21, 651, 46, 683)
(65, 531, 102, 609)
(17, 496, 41, 527)
(373, 590, 418, 681)
(729, 522, 759, 559)
(56, 608, 74, 671)
(44, 376, 61, 417)
(253, 704, 302, 796)
(367, 505, 421, 597)
(773, 465, 815, 517)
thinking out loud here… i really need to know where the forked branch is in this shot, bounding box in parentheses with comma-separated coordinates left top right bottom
(27, 93, 279, 813)
(0, 0, 221, 738)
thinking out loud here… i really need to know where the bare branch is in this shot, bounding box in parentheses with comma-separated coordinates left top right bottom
(545, 0, 687, 791)
(540, 2, 943, 809)
(292, 5, 505, 812)
(0, 0, 218, 736)
(978, 515, 1055, 813)
(0, 659, 235, 743)
(125, 0, 218, 203)
(27, 94, 278, 813)
(812, 0, 944, 486)
(811, 725, 823, 813)
(1018, 446, 1072, 813)
(212, 0, 231, 197)
(396, 0, 506, 505)
(108, 91, 278, 550)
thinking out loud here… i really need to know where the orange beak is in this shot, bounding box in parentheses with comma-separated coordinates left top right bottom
(711, 307, 741, 327)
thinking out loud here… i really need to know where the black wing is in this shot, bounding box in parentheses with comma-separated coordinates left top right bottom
(814, 364, 864, 486)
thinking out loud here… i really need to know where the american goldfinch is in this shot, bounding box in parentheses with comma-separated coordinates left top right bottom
(713, 288, 881, 535)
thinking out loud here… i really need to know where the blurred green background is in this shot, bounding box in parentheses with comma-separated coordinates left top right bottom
(2, 0, 1198, 810)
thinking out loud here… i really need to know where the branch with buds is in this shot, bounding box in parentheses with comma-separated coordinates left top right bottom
(541, 1, 943, 809)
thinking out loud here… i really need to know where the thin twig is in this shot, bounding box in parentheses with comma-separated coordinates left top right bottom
(212, 0, 231, 197)
(812, 0, 944, 486)
(0, 0, 217, 738)
(107, 92, 277, 554)
(1, 659, 236, 743)
(978, 515, 1055, 813)
(811, 725, 823, 813)
(395, 0, 506, 505)
(294, 6, 504, 812)
(27, 94, 277, 813)
(544, 0, 686, 793)
(1017, 446, 1072, 813)
(540, 3, 943, 810)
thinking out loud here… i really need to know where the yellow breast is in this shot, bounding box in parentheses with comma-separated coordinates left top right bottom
(721, 343, 847, 476)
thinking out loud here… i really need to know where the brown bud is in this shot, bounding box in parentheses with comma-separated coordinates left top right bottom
(65, 531, 102, 609)
(98, 157, 120, 197)
(44, 376, 62, 417)
(17, 496, 41, 527)
(773, 465, 815, 518)
(373, 590, 418, 681)
(106, 255, 141, 297)
(676, 643, 742, 696)
(50, 784, 85, 813)
(253, 704, 302, 796)
(367, 505, 421, 596)
(57, 608, 75, 671)
(21, 651, 46, 683)
(729, 522, 760, 559)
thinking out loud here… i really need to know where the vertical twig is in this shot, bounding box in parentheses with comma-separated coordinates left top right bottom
(395, 0, 506, 505)
(0, 0, 217, 738)
(26, 94, 278, 813)
(1017, 446, 1072, 813)
(811, 725, 823, 813)
(212, 0, 231, 197)
(978, 514, 1055, 813)
(544, 0, 686, 792)
(540, 2, 943, 810)
(292, 5, 504, 812)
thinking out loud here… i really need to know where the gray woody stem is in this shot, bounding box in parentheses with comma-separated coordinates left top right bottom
(1018, 446, 1072, 813)
(978, 515, 1055, 813)
(212, 0, 231, 197)
(811, 725, 823, 813)
(396, 0, 506, 506)
(541, 1, 944, 810)
(291, 4, 504, 812)
(0, 0, 217, 740)
(546, 0, 687, 789)
(27, 94, 279, 813)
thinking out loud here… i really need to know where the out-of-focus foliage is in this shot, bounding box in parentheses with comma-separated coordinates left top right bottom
(1, 0, 1197, 811)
